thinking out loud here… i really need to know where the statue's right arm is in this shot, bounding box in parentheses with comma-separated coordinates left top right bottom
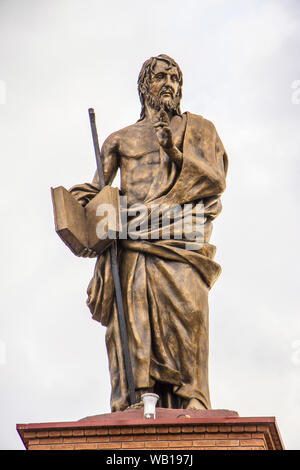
(92, 133, 119, 186)
(69, 134, 119, 259)
(69, 133, 119, 206)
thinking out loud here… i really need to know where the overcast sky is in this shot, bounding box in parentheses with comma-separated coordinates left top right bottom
(0, 0, 299, 450)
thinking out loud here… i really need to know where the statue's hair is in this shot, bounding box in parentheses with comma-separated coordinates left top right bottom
(137, 54, 183, 121)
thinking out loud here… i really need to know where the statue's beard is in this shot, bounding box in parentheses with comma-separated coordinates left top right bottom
(145, 90, 180, 114)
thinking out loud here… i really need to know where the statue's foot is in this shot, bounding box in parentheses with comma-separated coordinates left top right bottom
(125, 400, 144, 410)
(186, 398, 207, 410)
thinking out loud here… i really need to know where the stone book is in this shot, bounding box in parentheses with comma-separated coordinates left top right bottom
(51, 185, 120, 256)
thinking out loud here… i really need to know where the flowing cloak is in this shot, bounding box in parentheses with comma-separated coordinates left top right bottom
(70, 112, 228, 411)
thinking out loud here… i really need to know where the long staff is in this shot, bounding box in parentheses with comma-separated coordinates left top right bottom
(88, 108, 136, 406)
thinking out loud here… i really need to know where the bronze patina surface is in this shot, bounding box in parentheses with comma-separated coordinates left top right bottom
(64, 54, 228, 412)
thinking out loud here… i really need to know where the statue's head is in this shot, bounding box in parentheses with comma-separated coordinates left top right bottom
(138, 54, 183, 120)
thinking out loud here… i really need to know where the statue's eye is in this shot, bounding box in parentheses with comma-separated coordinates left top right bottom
(171, 75, 178, 82)
(155, 73, 165, 80)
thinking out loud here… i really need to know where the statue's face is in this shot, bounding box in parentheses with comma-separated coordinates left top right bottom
(148, 60, 180, 110)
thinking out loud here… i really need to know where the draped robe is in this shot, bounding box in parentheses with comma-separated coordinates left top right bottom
(70, 112, 228, 411)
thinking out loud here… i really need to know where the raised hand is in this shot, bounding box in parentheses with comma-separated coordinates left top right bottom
(152, 109, 182, 168)
(152, 109, 174, 150)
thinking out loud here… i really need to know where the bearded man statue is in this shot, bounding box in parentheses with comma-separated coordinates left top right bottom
(69, 54, 228, 411)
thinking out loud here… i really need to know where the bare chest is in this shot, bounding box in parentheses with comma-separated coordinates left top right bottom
(118, 115, 186, 204)
(119, 115, 186, 159)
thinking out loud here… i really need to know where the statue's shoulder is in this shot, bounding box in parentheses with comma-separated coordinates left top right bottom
(185, 111, 216, 133)
(102, 121, 144, 149)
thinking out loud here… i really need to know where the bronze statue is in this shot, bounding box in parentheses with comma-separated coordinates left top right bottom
(56, 54, 228, 412)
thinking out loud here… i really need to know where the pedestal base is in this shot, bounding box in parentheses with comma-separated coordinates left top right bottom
(17, 408, 284, 450)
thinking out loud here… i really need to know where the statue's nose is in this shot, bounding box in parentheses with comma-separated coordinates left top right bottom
(165, 75, 173, 87)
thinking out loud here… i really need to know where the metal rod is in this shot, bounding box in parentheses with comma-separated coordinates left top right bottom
(88, 108, 105, 189)
(88, 108, 136, 406)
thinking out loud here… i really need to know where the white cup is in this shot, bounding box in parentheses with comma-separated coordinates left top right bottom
(141, 393, 160, 419)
